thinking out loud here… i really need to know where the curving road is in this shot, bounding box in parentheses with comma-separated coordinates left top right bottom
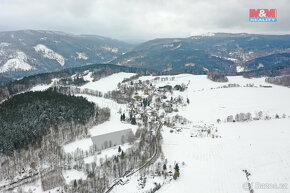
(104, 123, 162, 193)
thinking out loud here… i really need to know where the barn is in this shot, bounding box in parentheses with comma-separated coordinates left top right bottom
(91, 129, 134, 150)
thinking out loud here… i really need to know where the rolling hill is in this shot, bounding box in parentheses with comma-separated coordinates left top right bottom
(0, 30, 132, 78)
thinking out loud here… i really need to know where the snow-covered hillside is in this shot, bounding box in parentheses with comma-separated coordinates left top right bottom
(0, 30, 132, 78)
(0, 51, 34, 73)
(81, 72, 136, 93)
(76, 52, 88, 60)
(34, 44, 65, 66)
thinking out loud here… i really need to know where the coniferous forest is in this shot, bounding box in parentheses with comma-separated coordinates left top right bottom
(0, 88, 96, 154)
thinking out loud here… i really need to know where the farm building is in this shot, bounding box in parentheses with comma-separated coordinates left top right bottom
(91, 129, 134, 150)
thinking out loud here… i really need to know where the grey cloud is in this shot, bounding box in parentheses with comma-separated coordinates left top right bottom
(0, 0, 289, 42)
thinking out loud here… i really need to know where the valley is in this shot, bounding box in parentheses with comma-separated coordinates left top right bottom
(1, 0, 290, 192)
(0, 69, 289, 193)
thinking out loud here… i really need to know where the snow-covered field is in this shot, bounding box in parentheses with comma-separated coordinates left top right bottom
(160, 119, 290, 193)
(138, 74, 290, 193)
(83, 143, 132, 165)
(82, 95, 138, 136)
(63, 169, 87, 185)
(182, 77, 290, 123)
(63, 137, 93, 153)
(81, 72, 136, 93)
(30, 79, 58, 92)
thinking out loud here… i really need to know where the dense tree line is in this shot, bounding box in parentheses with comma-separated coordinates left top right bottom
(265, 75, 290, 87)
(207, 72, 228, 82)
(0, 88, 96, 154)
(241, 65, 290, 78)
(58, 76, 88, 86)
(224, 111, 287, 123)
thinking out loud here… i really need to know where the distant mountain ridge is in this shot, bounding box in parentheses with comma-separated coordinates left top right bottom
(112, 33, 290, 73)
(0, 30, 132, 78)
(1, 31, 290, 79)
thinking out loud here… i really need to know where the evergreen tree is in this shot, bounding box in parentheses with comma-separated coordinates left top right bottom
(163, 163, 167, 171)
(120, 151, 125, 159)
(131, 117, 137, 125)
(120, 113, 126, 121)
(173, 163, 180, 180)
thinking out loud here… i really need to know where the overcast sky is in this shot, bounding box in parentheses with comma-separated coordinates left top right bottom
(0, 0, 289, 42)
